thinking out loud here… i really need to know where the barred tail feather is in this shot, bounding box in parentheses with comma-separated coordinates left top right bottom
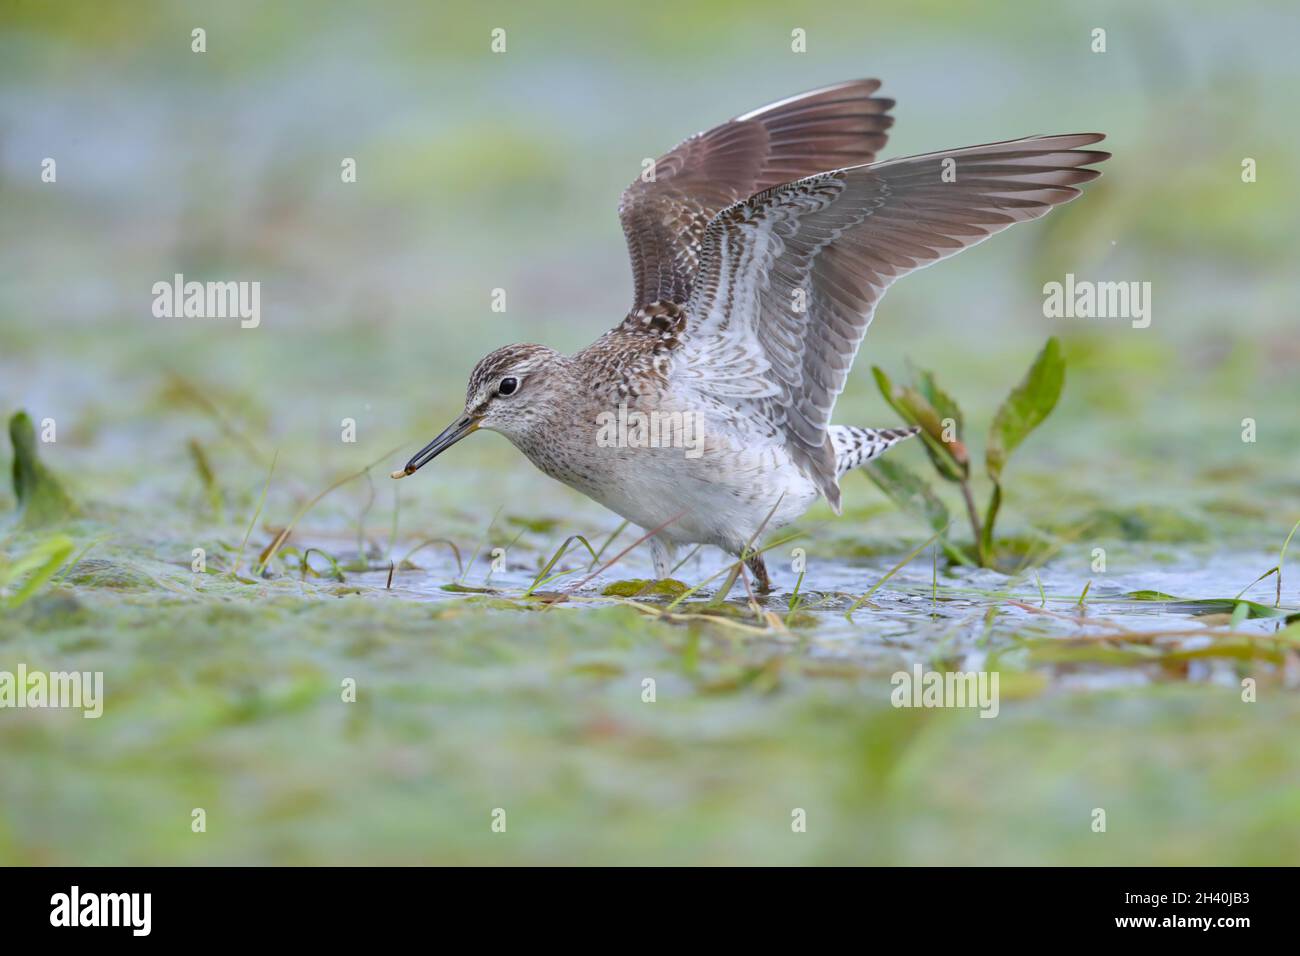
(829, 425, 919, 476)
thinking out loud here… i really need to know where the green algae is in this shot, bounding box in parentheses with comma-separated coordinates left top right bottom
(601, 578, 689, 598)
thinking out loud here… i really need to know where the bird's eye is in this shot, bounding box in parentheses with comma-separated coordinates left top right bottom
(498, 377, 518, 396)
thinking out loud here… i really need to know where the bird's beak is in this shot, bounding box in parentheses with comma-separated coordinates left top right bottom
(391, 415, 481, 479)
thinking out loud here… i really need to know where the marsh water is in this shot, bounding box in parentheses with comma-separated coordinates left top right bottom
(328, 526, 1297, 678)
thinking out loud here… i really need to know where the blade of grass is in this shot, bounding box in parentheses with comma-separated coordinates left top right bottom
(931, 539, 939, 606)
(588, 520, 629, 569)
(564, 511, 685, 594)
(233, 450, 278, 577)
(2, 535, 75, 609)
(1276, 517, 1300, 607)
(710, 493, 786, 605)
(299, 547, 345, 582)
(187, 437, 224, 520)
(524, 535, 599, 596)
(485, 528, 527, 585)
(50, 536, 104, 586)
(845, 527, 946, 618)
(670, 543, 703, 577)
(665, 531, 802, 612)
(1235, 567, 1278, 602)
(399, 537, 464, 577)
(387, 483, 401, 561)
(458, 506, 502, 584)
(785, 566, 807, 627)
(256, 444, 405, 574)
(354, 468, 377, 564)
(166, 371, 269, 468)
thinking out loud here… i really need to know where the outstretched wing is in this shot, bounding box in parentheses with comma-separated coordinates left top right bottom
(618, 79, 895, 309)
(673, 134, 1110, 509)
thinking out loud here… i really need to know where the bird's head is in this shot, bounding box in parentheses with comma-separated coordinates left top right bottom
(392, 343, 566, 478)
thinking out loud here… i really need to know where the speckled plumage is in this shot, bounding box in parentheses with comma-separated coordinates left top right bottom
(399, 79, 1109, 589)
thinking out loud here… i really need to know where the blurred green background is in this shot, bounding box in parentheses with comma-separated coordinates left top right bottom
(1, 0, 1298, 865)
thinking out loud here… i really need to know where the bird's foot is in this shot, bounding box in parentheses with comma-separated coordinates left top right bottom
(744, 553, 773, 595)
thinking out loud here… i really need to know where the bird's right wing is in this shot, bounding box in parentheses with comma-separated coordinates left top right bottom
(671, 134, 1110, 508)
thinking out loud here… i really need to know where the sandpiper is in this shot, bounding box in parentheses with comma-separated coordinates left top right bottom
(393, 79, 1108, 591)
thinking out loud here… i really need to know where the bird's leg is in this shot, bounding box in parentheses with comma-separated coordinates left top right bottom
(744, 552, 773, 594)
(649, 535, 677, 582)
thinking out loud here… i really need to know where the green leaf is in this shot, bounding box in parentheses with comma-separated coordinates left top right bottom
(906, 361, 965, 439)
(986, 338, 1066, 482)
(1120, 594, 1296, 623)
(1, 534, 76, 608)
(440, 582, 497, 594)
(907, 361, 971, 480)
(871, 366, 966, 481)
(1124, 590, 1181, 601)
(10, 411, 75, 527)
(871, 365, 900, 413)
(1172, 598, 1293, 620)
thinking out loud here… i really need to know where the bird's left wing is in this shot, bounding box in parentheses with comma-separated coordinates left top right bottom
(618, 79, 895, 310)
(671, 133, 1110, 510)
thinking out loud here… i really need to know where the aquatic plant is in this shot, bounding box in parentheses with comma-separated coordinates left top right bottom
(867, 338, 1065, 569)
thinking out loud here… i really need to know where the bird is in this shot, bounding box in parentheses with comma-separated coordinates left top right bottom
(391, 78, 1109, 592)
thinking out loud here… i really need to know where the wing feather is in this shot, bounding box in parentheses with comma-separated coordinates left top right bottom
(674, 134, 1110, 509)
(618, 79, 895, 309)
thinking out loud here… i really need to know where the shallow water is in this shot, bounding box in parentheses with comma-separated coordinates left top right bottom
(340, 537, 1296, 687)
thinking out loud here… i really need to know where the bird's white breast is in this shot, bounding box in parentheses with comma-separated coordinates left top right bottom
(516, 397, 821, 552)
